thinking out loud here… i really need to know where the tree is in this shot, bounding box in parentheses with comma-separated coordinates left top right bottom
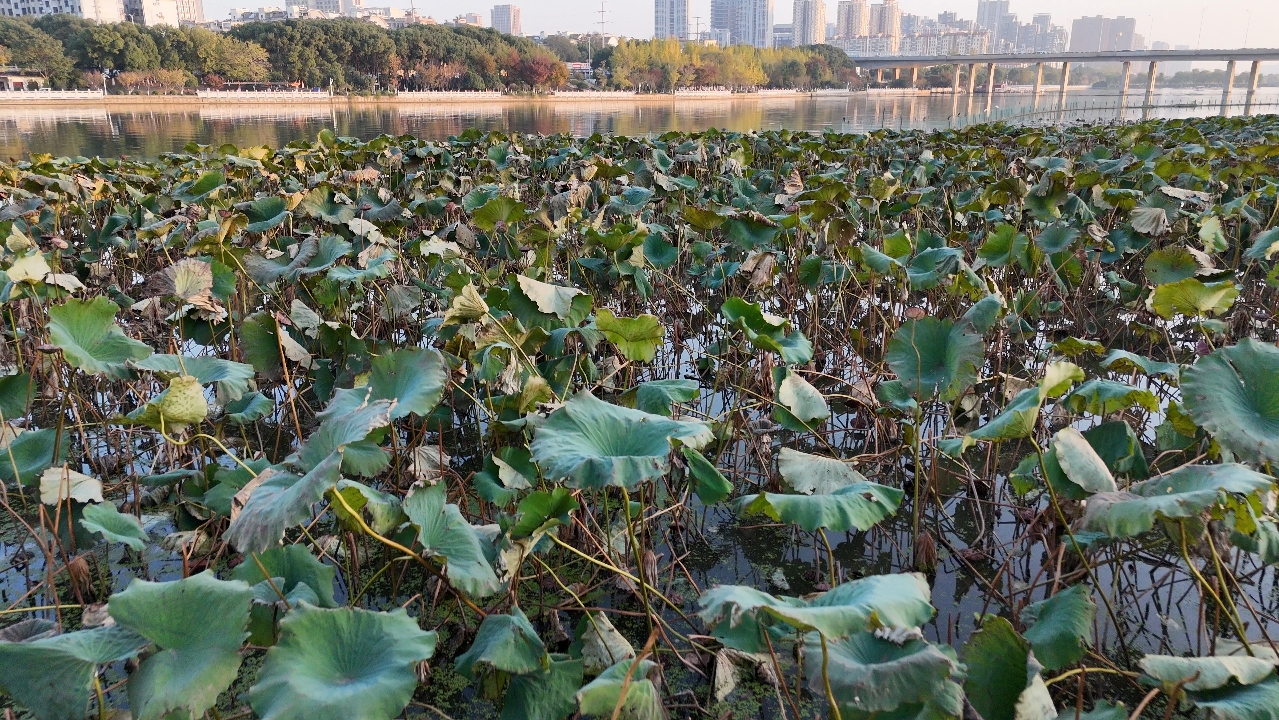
(0, 18, 77, 87)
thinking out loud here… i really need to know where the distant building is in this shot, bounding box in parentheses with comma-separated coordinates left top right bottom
(974, 0, 1007, 33)
(286, 0, 340, 14)
(835, 0, 867, 39)
(0, 0, 123, 22)
(1070, 15, 1137, 52)
(868, 0, 898, 38)
(1155, 42, 1194, 76)
(124, 0, 181, 25)
(772, 23, 791, 47)
(452, 12, 483, 26)
(791, 0, 824, 46)
(702, 27, 731, 46)
(175, 0, 202, 22)
(491, 4, 520, 35)
(654, 0, 689, 40)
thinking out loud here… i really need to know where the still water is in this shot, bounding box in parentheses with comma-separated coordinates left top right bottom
(2, 87, 1277, 158)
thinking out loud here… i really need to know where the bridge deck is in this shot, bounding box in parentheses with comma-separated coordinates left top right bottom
(849, 49, 1279, 70)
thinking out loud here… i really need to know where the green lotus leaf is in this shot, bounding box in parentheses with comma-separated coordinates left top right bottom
(699, 573, 935, 640)
(962, 616, 1056, 720)
(723, 214, 779, 249)
(0, 427, 64, 487)
(511, 487, 578, 539)
(514, 274, 585, 320)
(1243, 227, 1279, 261)
(329, 479, 407, 535)
(0, 372, 33, 420)
(1140, 654, 1275, 692)
(80, 502, 148, 551)
(1181, 339, 1279, 465)
(356, 191, 403, 222)
(906, 246, 962, 290)
(230, 544, 337, 608)
(174, 170, 225, 203)
(109, 572, 253, 720)
(977, 224, 1030, 269)
(0, 624, 147, 720)
(683, 204, 727, 231)
(1231, 518, 1279, 565)
(475, 447, 535, 506)
(572, 612, 637, 675)
(224, 452, 343, 553)
(298, 185, 357, 224)
(1100, 349, 1179, 379)
(1186, 674, 1279, 720)
(47, 297, 153, 377)
(576, 658, 663, 720)
(619, 378, 699, 417)
(505, 655, 585, 720)
(133, 354, 255, 401)
(682, 447, 733, 504)
(1052, 427, 1117, 495)
(1021, 584, 1096, 671)
(224, 392, 274, 424)
(1064, 379, 1158, 416)
(1051, 336, 1105, 357)
(1080, 463, 1275, 539)
(720, 297, 813, 364)
(595, 308, 663, 362)
(772, 367, 830, 431)
(1078, 702, 1128, 720)
(242, 196, 291, 233)
(455, 607, 548, 678)
(801, 631, 965, 716)
(1144, 247, 1206, 285)
(249, 604, 436, 720)
(967, 387, 1041, 444)
(297, 398, 394, 475)
(963, 294, 1007, 333)
(737, 482, 903, 533)
(530, 391, 712, 490)
(886, 317, 983, 401)
(1035, 224, 1080, 253)
(776, 447, 869, 495)
(1083, 420, 1149, 479)
(403, 482, 500, 598)
(473, 196, 527, 232)
(322, 348, 448, 421)
(1147, 278, 1238, 319)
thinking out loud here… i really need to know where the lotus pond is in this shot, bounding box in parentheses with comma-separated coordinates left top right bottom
(4, 118, 1279, 720)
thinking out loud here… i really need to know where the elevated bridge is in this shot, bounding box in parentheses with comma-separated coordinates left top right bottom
(846, 48, 1279, 119)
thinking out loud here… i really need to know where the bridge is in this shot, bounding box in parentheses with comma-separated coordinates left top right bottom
(845, 48, 1279, 120)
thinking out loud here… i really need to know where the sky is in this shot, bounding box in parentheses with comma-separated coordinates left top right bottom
(205, 0, 1279, 51)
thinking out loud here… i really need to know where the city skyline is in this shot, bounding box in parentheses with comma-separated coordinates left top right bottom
(115, 0, 1279, 50)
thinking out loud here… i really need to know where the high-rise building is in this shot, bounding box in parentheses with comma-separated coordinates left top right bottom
(791, 0, 825, 46)
(723, 0, 771, 48)
(124, 0, 180, 25)
(974, 0, 1008, 31)
(1070, 16, 1137, 52)
(772, 23, 792, 47)
(655, 0, 689, 40)
(835, 0, 867, 39)
(868, 0, 899, 38)
(174, 0, 201, 22)
(0, 0, 124, 21)
(491, 4, 521, 35)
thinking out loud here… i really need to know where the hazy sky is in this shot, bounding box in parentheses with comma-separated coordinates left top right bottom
(207, 0, 1278, 51)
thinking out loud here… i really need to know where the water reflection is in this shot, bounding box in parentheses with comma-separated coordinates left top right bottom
(3, 88, 1277, 159)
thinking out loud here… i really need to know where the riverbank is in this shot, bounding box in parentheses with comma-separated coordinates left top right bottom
(0, 88, 870, 107)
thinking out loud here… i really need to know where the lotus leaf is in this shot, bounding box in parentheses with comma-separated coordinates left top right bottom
(80, 502, 148, 551)
(230, 545, 338, 608)
(47, 297, 152, 377)
(1020, 584, 1096, 671)
(403, 482, 500, 597)
(530, 391, 711, 489)
(802, 631, 966, 716)
(737, 482, 903, 532)
(1080, 463, 1274, 539)
(133, 354, 254, 401)
(109, 572, 253, 720)
(1182, 339, 1279, 465)
(505, 655, 585, 720)
(620, 378, 699, 417)
(777, 447, 868, 495)
(595, 309, 663, 362)
(962, 616, 1056, 720)
(249, 604, 437, 720)
(224, 452, 343, 553)
(0, 624, 147, 720)
(720, 296, 813, 364)
(455, 607, 548, 678)
(886, 317, 983, 401)
(576, 658, 663, 720)
(772, 367, 830, 431)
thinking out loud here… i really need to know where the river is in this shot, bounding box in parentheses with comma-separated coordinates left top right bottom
(2, 87, 1277, 158)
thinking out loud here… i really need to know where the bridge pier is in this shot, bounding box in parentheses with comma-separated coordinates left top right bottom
(965, 63, 977, 116)
(950, 64, 962, 122)
(1221, 60, 1236, 116)
(1246, 60, 1261, 116)
(984, 63, 996, 116)
(1118, 61, 1131, 120)
(1032, 62, 1043, 111)
(1143, 61, 1159, 119)
(909, 67, 918, 88)
(1057, 61, 1071, 115)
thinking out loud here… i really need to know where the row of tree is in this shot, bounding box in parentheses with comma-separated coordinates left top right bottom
(2, 16, 862, 93)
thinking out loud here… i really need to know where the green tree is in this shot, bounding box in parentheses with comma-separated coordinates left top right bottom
(0, 18, 76, 86)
